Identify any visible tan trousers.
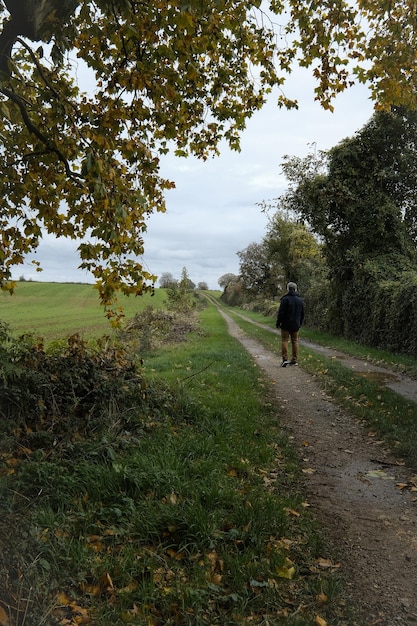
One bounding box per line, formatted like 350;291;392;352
281;329;299;363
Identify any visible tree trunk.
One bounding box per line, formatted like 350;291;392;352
0;0;77;74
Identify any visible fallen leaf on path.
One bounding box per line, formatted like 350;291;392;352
316;558;340;569
366;469;394;480
315;617;327;626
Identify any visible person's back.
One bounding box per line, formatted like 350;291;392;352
278;290;304;332
276;282;304;366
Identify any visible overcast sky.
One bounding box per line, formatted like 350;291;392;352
15;69;375;289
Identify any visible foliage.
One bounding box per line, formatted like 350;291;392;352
235;213;324;308
0;327;147;437
335;255;417;355
0;0;281;313
3;3;417;312
165;266;198;313
237;241;280;299
263;211;324;293
282;108;417;272
218;273;239;290
220;279;246;307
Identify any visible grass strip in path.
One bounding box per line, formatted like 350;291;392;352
222;304;417;470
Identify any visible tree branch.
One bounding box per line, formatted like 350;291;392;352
0;83;82;181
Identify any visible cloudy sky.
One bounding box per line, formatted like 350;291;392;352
15;68;375;289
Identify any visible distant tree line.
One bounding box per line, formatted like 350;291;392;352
221;107;417;356
159;269;208;291
159;269;208;292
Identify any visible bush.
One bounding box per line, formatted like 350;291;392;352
0;328;152;450
341;265;417;356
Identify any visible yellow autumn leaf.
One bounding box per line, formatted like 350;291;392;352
285;508;300;517
366;469;394;480
277;565;295;579
316;592;328;605
56;592;71;605
315;617;327;626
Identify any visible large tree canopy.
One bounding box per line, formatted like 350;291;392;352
1;1;417;313
280;107;417;279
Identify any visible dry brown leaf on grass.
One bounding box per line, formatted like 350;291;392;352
284;507;301;517
0;605;9;626
54;592;93;625
316;592;328;605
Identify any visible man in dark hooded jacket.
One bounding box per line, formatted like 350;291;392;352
276;282;304;367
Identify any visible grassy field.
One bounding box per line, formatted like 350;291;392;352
0;287;352;625
0;282;169;343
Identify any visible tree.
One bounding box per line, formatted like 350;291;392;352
282;108;417;281
0;1;281;313
2;2;417;314
197;281;208;290
237;241;280;298
263;211;323;292
218;273;239;290
165;266;195;312
159;272;177;289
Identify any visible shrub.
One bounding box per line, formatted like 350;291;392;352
0;329;151;449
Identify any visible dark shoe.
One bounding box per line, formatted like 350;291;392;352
281;360;289;367
289;360;298;366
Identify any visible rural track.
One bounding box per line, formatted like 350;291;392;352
206;296;417;625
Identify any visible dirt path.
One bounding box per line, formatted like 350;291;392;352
218;308;417;626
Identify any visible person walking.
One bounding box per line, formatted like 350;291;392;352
276;282;304;367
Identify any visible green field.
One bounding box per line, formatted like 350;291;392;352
0;282;169;342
